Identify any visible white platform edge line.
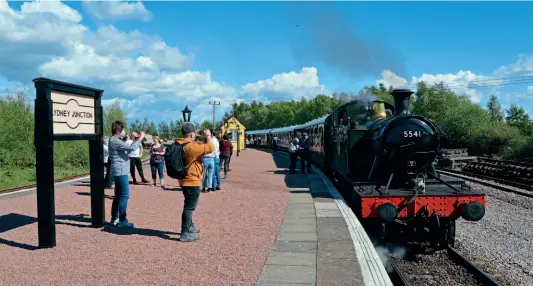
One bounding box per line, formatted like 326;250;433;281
312;167;393;286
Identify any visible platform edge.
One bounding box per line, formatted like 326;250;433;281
311;166;393;286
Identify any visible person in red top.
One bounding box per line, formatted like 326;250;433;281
219;134;233;179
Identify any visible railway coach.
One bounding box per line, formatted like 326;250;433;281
246;89;487;249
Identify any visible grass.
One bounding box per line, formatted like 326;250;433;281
0;152;151;190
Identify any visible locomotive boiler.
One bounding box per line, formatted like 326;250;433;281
246;88;487;248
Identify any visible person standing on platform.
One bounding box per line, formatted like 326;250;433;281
289;137;299;174
201;129;217;193
212;132;221;191
127;132;149;184
219;134;232;179
108;121;145;228
149;136;166;188
298;132;313;174
176;124;214;242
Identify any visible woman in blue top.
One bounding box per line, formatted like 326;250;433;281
108;121;145;228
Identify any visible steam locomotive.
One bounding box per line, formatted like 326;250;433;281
247;89;486;248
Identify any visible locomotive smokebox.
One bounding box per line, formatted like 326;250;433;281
391;88;414;116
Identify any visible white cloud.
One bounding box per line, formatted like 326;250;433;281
376;69;408;89
240;67;326;101
528;86;533;94
82;1;152;22
493;54;533;77
376;54;533;105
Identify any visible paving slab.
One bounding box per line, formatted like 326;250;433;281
273;241;317;253
266;252;316;266
257;265;316;284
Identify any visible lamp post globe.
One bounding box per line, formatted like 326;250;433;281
182;106;192;122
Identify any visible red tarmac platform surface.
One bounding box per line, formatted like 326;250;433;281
0;149;290;286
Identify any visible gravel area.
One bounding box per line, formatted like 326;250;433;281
455;180;533;286
0;149;290;286
391;249;482;286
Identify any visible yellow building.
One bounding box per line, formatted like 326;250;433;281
220;116;246;151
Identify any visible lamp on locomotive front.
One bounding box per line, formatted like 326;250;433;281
182;105;192;122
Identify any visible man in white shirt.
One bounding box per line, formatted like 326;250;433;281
128;131;149;184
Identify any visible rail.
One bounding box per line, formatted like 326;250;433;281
0;159;150;196
389;246;501;286
437;169;533;198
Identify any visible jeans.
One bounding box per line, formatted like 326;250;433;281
181;186;200;234
202;157;215;189
130;157;147;182
289;152;298;172
111;175;130;221
150;161;165;179
220;153;230;176
299;149;312;173
213;157;221;188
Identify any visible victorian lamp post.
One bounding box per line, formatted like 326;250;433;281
182;105;192;122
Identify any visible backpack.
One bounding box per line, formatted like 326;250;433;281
164;142;190;179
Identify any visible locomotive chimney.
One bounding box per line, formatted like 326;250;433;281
391;88;414;116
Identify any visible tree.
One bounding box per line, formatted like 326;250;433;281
200;120;211;131
148;122;158;136
169;120;176;138
141;117;150;132
487;95;504;123
505;104;532;135
158;121;170;139
103;101;127;136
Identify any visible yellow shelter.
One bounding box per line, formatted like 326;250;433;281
220;116;246;151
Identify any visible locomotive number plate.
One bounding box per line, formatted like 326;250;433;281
404;131;422;138
407;161;417;167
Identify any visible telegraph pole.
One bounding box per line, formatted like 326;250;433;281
209;101;221;130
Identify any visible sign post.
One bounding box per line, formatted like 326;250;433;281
33;78;104;248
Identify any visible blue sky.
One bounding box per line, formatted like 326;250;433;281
0;1;532;125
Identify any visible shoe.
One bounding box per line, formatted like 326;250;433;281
117;220;135;228
215;186;221;190
207;188;214;192
141;179;149;183
110;218;119;226
180;232;199;242
132;181;138;185
189;226;200;234
201;188;206;193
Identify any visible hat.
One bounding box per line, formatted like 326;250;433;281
182;122;196;135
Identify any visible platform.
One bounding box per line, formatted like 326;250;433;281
0;149;391;286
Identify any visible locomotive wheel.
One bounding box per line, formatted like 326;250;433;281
437;219;456;249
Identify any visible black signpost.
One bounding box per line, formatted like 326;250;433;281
33;77;105;248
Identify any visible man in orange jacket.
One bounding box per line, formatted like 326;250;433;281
176;123;215;242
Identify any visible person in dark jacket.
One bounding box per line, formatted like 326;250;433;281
219;135;233;179
298;132;313;174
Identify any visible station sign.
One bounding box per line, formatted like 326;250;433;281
52;91;96;135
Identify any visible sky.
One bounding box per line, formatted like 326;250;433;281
0;0;532;126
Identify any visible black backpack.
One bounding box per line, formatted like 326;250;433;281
164;142;190;179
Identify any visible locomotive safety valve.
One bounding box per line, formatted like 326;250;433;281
461;201;485;221
377;203;398;223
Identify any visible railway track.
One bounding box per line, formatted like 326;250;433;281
0;159;150;196
437;168;533;198
389;245;501;286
